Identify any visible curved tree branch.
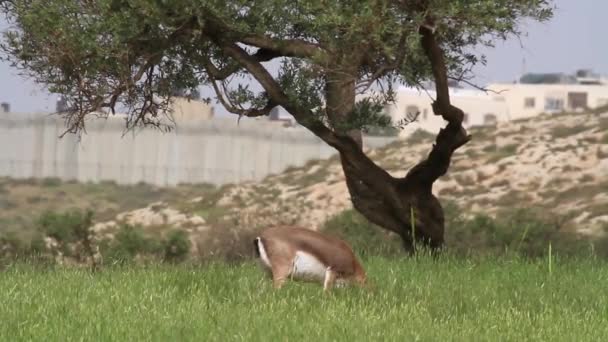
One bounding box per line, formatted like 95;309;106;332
202;12;328;62
218;41;404;205
239;36;326;61
202;54;277;120
207;77;276;120
203;48;285;81
404;23;472;186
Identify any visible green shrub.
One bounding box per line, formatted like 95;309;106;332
0;198;17;210
41;177;62;187
0;230;48;262
322;210;402;258
29;234;47;255
0;232;28;257
365;125;400;137
37;209;93;245
101;224;162;264
323;202;598;260
35;209;95;261
550;124;588;138
445;206;589;258
407;129;435;144
194;225;259;264
163;230;191;263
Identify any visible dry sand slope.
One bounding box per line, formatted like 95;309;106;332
96;111;608;241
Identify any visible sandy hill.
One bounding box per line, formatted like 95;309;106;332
89;110;608;253
214;111;608;234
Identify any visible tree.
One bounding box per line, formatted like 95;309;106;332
0;0;553;252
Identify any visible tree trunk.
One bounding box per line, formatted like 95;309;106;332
338;146;447;253
320;26;470;253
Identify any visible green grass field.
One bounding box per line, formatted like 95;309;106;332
2;256;607;341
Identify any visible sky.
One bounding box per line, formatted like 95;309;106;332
0;0;605;114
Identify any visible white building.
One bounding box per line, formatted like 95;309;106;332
169;97;215;122
382;70;608;137
382;86;509;137
487;71;608;120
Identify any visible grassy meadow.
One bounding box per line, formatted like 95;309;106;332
1;175;607;341
2;256;608;341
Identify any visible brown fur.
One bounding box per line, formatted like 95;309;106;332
257;225;366;288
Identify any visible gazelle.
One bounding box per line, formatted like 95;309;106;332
253;226;366;291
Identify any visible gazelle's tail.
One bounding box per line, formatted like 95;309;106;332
253;237;271;268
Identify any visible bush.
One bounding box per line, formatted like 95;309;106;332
41;177;62;187
407;129;435;144
163;230;191;263
0;198;17;210
365;125;400;137
34;209;100;265
0;230;48;262
550;124;588;138
445;204;590;258
100;224;162;264
0;232;28;258
193;225;259;264
322;210;403;258
323;202;599;259
37;209;94;245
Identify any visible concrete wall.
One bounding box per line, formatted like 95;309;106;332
0;112;396;186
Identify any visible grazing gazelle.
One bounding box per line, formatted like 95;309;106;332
253;226;366;291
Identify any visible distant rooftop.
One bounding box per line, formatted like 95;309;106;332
396;85;490;98
519;69;606;85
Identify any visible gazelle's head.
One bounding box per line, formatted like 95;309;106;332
355;270;367;286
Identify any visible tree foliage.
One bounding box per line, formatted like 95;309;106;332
1;0;552;132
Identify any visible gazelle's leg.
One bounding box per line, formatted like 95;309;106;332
323;267;336;292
